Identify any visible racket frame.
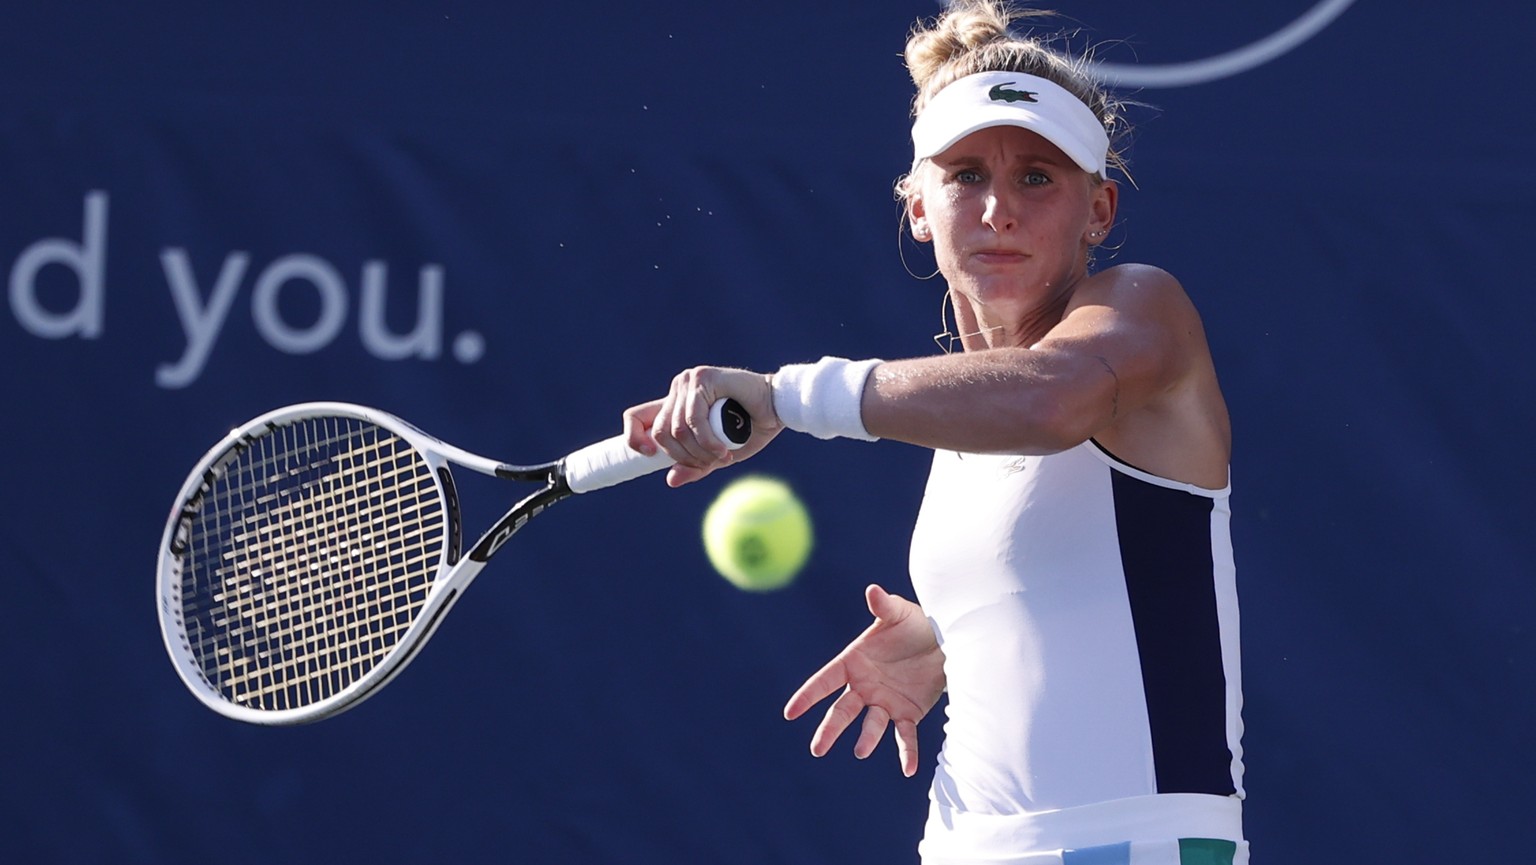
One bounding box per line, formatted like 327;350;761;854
156;401;562;725
158;398;747;724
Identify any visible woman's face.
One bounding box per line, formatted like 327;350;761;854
907;125;1115;324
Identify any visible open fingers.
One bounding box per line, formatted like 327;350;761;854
854;705;890;760
788;676;924;777
809;686;866;758
784;658;849;721
820;699;922;778
893;719;920;778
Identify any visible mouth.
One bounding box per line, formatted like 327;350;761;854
972;248;1029;265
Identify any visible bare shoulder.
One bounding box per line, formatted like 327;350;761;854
1052;263;1212;365
1070;263;1201;323
1069;265;1230;486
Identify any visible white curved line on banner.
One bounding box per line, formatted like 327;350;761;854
1087;0;1358;88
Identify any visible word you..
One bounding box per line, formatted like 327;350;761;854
6;191;485;388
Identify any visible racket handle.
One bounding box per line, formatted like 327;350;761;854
564;399;751;494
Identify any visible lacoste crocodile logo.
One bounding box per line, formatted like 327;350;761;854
988;83;1038;103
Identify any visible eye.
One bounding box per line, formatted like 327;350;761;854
954;168;984;184
1022;170;1052;187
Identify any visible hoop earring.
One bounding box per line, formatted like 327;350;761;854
897;210;940;280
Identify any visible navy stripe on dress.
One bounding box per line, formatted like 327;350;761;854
1109;470;1236;796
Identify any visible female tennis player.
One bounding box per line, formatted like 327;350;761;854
625;2;1245;862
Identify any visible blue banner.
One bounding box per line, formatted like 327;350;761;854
3;2;1531;862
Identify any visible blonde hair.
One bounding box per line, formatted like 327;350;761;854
902;1;1128;181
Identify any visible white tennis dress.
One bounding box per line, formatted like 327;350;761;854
908;442;1246;865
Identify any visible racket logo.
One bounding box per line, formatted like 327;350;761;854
470;500;550;561
720;400;751;446
479;523;518;560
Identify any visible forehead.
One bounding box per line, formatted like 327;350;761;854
929;124;1073;166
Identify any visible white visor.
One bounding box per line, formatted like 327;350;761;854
911;70;1110;177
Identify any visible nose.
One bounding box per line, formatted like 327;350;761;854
982;182;1020;232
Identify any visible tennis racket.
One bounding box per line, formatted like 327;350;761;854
157;399;750;725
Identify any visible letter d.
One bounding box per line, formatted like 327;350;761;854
9;190;108;338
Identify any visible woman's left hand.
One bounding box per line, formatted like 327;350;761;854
783;584;946;778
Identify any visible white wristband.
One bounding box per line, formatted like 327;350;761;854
771;356;883;441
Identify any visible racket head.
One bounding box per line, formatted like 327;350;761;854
156;402;463;724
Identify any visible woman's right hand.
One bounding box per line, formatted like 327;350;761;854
623;365;782;486
783;584;946;778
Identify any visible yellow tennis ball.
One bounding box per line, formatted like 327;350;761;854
702;475;813;591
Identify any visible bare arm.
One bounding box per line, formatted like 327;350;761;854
862;264;1203;455
626;264;1220;484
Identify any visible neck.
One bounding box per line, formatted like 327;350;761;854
951;279;1077;351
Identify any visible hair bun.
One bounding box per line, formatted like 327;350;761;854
905;1;1045;91
899;1;1128;180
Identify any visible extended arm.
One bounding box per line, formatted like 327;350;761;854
860;264;1198;453
626;264;1214;483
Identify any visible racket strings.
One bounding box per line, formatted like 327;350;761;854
178;417;447;711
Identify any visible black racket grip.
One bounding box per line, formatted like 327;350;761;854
715;398;752;447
